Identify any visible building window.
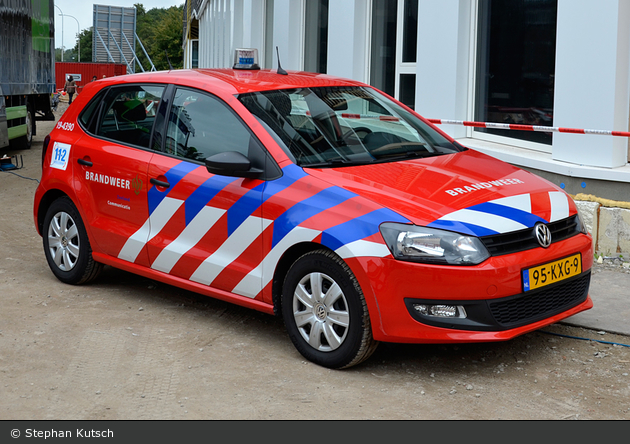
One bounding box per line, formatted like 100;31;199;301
191;40;199;69
475;0;557;146
265;0;275;69
399;73;416;110
370;0;397;97
370;0;418;108
304;0;329;73
402;0;418;63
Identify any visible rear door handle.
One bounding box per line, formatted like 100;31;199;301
77;158;93;167
150;178;170;188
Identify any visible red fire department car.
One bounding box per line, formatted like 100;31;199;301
33;52;593;368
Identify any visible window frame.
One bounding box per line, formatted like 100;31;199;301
78;83;167;151
468;0;557;154
157;85;282;181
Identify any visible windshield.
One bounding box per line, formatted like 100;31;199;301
238;86;464;167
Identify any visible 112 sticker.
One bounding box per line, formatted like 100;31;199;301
50;142;71;170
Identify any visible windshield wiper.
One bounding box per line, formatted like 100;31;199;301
371;150;442;162
301;157;353;168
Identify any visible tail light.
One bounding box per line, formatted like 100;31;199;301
41;134;51;167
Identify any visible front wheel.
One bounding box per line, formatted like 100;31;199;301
42;197;102;284
281;250;378;369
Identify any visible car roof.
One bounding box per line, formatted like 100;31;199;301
94;68;368;95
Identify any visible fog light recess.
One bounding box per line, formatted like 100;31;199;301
413;304;467;318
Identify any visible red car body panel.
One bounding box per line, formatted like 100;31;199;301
34;68;593;347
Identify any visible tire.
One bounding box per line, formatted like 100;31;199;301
281;249;378;369
42;197;103;285
9;105;33;150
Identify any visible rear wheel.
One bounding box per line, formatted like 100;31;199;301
42;197;102;285
9;105;33;150
281;249;378;369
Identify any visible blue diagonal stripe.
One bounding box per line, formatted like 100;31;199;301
148;162;198;215
227;164;308;236
427;219;499;237
271;186;359;248
467;202;547;228
185;175;238;225
321;208;410;252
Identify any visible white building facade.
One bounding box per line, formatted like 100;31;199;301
183;0;630;198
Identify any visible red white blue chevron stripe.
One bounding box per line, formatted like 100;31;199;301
428;191;572;237
118;163;409;300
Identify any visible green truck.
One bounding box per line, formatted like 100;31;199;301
0;0;55;150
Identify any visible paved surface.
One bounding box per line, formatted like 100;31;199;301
562;267;630;337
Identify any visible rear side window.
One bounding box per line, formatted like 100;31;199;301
78;89;107;133
81;85;165;148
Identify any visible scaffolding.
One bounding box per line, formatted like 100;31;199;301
92;4;156;74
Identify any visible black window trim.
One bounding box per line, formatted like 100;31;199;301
159;85;282;181
77;82;169;152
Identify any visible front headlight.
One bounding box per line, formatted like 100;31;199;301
380;223;490;265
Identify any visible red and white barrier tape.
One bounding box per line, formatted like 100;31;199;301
427;119;630;138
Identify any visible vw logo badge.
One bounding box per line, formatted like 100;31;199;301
535;223;552;248
315;304;327;320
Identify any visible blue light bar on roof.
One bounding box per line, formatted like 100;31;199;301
233;48;260;70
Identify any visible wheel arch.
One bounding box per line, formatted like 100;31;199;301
36;189;70;236
271;241;334;317
270;239;385;336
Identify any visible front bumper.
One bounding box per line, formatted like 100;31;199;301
347;232;593;343
404;270;590;331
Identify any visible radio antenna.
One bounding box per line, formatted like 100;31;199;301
276;46;288;76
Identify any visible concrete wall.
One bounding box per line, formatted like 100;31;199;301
575;197;630;257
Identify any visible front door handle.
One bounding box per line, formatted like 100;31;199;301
77;158;93;167
150;178;170;188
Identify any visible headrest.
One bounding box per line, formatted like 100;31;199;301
114;99;146;122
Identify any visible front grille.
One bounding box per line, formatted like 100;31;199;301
488;271;590;328
481;215;581;256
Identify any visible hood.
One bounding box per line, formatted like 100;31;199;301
305;149;577;237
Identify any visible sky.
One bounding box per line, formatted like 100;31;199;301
53;1;184;51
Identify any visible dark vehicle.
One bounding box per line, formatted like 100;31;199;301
0;0;55;150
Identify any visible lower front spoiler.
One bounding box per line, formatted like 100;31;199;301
405;270;591;332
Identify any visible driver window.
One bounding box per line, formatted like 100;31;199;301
166;88;251;161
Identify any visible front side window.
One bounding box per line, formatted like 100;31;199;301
239;86;463;168
165;88;253;162
475;0;557;145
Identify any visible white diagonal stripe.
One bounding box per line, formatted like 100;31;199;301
489;193;532;213
549;191;569;222
118;197;183;263
190;216;273;287
335;240;391;259
118;219;152;263
232;226;321;299
438;209;528;233
151;206;226;273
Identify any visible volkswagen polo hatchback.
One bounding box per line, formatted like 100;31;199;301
34;63;593;369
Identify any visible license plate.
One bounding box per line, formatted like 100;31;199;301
522;253;582;291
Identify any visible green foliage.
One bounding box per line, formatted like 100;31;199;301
136;4;184;71
55;3;184;71
78;28;93;63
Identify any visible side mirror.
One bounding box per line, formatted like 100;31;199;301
205;151;263;178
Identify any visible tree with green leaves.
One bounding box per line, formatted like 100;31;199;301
56;3;184;71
